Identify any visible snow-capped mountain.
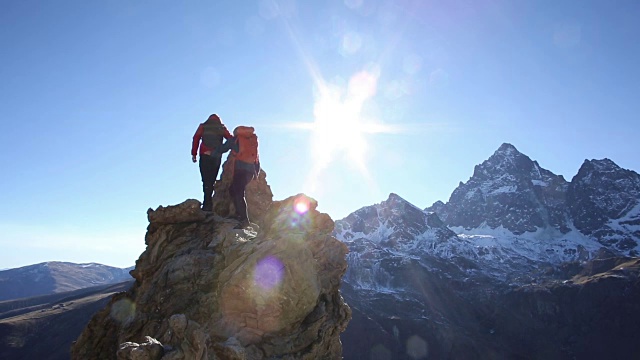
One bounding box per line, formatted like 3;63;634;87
334;143;640;289
336;192;457;250
0;261;133;301
427;143;640;256
430;143;571;234
335;143;640;359
335;193;602;286
335;193;464;291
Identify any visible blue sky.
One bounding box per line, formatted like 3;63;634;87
1;0;639;269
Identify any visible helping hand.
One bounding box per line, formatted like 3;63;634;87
192;155;197;163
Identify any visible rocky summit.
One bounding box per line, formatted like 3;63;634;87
71;161;351;360
432;143;571;235
567;158;640;252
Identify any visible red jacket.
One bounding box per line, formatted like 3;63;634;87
191;122;232;156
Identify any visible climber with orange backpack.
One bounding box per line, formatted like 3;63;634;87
215;126;261;229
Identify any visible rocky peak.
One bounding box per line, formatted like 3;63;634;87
334;193;457;253
496;142;518;154
336;193;443;238
426;200;445;214
379;193;425;219
471;143;533;180
435;143;570;234
580;158;620;174
572;158;635;186
567;158;640;251
385;192;408;206
71;160;351;359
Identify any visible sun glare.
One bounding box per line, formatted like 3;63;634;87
309;68;379;174
278;17;401;194
289;65;404;194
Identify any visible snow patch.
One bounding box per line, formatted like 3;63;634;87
489;185;517;195
532;180;548;187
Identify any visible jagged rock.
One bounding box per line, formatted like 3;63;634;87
71;191;351;360
116;336;164;360
147;199;206;225
159;315;210;360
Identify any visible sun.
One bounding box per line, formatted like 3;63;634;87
276;19;400;194
309;68;379;174
280;64;402;195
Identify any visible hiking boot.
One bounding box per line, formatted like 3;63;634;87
234;220;251;229
201;203;213;212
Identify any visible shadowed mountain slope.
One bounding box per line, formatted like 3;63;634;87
0;281;133;360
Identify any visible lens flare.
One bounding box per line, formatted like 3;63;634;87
370;344;392;360
406;335;428;359
254;256;284;291
294;198;310;214
110;298;136;325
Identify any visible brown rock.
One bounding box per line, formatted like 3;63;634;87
147;199;205;225
116;336;164;360
71;188;350;360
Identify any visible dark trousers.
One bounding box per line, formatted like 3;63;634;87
229;167;254;221
199;154;222;208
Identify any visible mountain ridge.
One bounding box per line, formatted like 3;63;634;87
426;142;640;254
335;142;640;359
0;261;133;302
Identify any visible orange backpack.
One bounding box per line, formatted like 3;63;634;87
233;126;259;164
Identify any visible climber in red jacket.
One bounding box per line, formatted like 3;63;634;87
191;114;232;211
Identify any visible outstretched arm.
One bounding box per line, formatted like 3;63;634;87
222;125;232;140
214;137;237;156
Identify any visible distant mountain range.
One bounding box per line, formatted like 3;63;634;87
0;261;133;302
0;262;134;359
335;143;640;359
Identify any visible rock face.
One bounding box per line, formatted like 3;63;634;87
71;165;350;360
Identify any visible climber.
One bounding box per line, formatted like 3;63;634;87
191;114;232;211
215;126;261;229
